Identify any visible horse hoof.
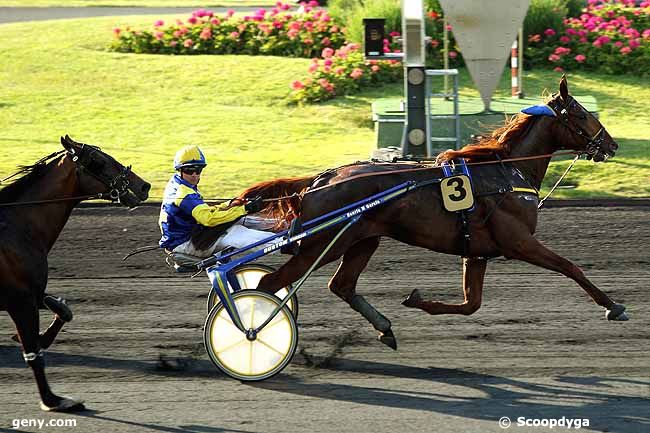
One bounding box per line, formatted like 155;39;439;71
606;304;628;321
378;329;397;350
40;396;85;412
401;289;423;308
43;295;73;323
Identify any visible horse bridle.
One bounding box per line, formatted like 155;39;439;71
68;144;132;201
546;94;606;159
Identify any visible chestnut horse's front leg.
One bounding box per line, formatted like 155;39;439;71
503;235;628;321
402;257;487;315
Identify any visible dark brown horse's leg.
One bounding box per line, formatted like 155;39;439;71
12;296;72;349
7;300;84;412
12;317;64;349
39;317;66;350
402;257;487;315
506;235;628;320
7;301;57;408
328;238;397;349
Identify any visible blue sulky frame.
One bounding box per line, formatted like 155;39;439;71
195;180;424;336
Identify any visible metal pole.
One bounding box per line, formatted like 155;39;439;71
511;38;519;97
518;26;524;98
443;16;449;98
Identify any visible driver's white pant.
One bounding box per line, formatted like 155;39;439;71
172;221;277;258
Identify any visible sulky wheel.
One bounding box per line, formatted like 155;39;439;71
206;264;298;317
203;290;298;381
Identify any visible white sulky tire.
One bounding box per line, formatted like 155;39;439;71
203;290;298;381
206;264;298;318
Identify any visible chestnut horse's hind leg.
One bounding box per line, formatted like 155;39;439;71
327;237;397;350
402;257;487;315
506;235;628;321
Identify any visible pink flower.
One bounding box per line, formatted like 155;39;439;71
291;80;305;90
173;30;182;38
287;29;299;39
154;20;164;27
188;17;198;25
169;40;178;47
350;68;363;79
560;36;571;44
308;63;319;73
211;18;220;25
554;66;564;72
154;31;164;40
322;47;334;58
544;28;556;37
548;54;561;62
575;54;586;63
113;27;121;36
200;27;212;40
448;50;457;59
614;41;624;47
430;39;439;48
334;66;345;75
629;39;640;49
324;58;332;66
321;37;331;46
620;46;632;55
183;39;194;48
371;65;380;72
643;29;650;40
389;31;401;38
226;9;235;17
230;31;240;39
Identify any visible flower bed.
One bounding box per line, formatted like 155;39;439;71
289;43;403;103
111;2;346;58
525;0;650;75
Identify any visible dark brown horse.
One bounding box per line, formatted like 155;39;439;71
0;136;150;411
222;77;627;348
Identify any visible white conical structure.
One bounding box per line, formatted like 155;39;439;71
439;0;530;111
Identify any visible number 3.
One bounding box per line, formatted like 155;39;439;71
447;177;467;202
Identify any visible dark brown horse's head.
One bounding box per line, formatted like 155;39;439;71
60;135;150;207
546;76;618;162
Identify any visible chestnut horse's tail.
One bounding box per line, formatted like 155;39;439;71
238;174;317;229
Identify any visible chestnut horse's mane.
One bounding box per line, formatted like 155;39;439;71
436;113;537;163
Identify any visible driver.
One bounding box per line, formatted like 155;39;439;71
159;145;275;258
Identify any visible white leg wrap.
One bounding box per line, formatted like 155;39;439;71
23;350;44;362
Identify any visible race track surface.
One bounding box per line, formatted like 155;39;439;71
1;205;649;433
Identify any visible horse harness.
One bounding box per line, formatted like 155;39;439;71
68;144;133;201
546;95;606;159
437;158;539;257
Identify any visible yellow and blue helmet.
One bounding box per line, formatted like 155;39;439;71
173;145;207;170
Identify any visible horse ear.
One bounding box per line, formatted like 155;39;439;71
61;136;72;150
60;135;79;153
559;75;569;100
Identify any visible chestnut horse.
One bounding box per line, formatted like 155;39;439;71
196;77;627;349
0;136;150;411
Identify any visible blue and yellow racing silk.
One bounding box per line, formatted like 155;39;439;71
159;174;246;250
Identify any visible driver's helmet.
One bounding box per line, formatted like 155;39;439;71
173;145;207;170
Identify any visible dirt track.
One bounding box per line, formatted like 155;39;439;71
0;205;649;433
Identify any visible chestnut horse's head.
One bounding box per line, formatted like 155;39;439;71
545;76;618;162
60;135;150;207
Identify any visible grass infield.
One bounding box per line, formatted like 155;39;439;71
0;15;648;200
